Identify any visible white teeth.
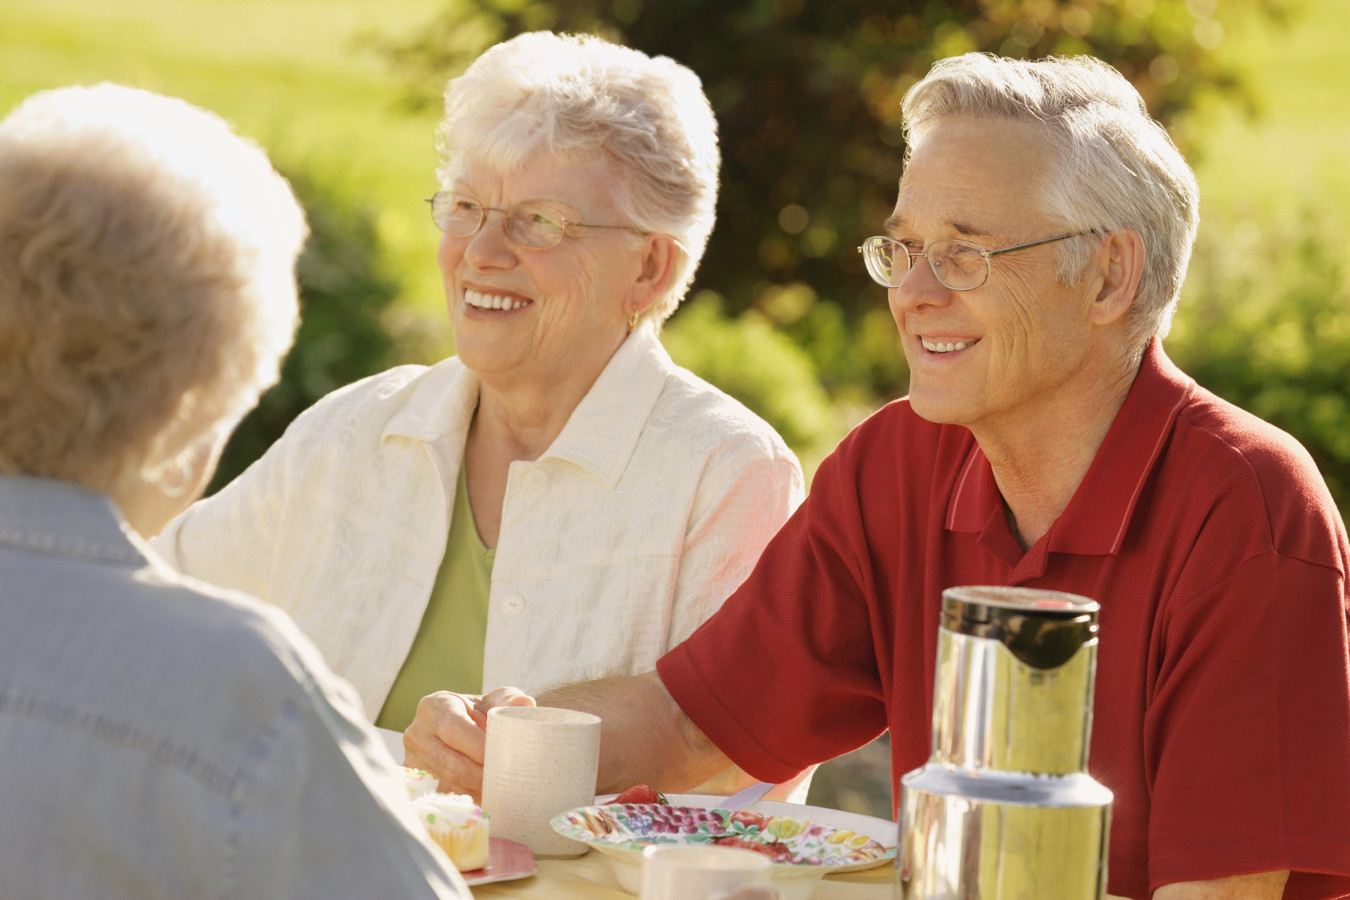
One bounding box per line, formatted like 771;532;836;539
921;339;972;353
465;289;528;311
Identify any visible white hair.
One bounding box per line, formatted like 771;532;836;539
903;53;1200;348
436;31;720;326
0;83;305;488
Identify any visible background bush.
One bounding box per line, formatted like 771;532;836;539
210;171;400;492
1168;202;1350;511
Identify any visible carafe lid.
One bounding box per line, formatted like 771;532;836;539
941;586;1099;670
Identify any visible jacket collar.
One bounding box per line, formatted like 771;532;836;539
947;337;1195;557
0;475;146;566
381;326;672;490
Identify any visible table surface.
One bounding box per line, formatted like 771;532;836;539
466;848;895;899
463;850;1132;899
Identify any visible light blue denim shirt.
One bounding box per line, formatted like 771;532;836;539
0;475;470;900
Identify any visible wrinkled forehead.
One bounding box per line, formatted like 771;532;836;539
447;151;627;217
892;116;1054;235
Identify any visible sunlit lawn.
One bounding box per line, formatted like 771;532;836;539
0;0;449;340
1192;0;1350;216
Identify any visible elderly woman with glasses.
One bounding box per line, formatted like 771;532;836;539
0;84;468;898
154;31;804;788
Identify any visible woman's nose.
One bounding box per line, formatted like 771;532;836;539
461;211;517;268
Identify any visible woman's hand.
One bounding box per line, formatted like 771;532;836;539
403;686;536;799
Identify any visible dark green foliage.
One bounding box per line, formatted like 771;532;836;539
372;0;1292;408
1168;205;1350;521
206;171;399;493
662;292;837;454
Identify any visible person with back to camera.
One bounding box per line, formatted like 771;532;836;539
406;52;1350;899
153;31;807;797
0;83;470;899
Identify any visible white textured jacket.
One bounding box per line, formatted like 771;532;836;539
155;328;804;717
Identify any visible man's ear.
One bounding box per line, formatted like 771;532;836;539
1090;228;1145;326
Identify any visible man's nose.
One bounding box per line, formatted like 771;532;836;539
890;253;951;310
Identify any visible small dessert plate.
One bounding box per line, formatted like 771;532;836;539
460;837;537;886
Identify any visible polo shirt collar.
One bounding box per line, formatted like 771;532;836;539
947;338;1195;556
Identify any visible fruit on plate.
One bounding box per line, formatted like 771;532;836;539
711;835;795;862
612;784;667;805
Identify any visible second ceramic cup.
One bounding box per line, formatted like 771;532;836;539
480;705;602;857
640;844;777;900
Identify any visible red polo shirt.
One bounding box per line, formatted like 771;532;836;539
658;339;1350;899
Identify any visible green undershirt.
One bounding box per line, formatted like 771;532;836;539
375;462;493;731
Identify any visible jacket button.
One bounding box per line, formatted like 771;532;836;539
501;593;525;617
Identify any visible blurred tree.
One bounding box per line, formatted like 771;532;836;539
207;170;400;493
374;0;1293;405
1167;203;1350;520
662;291;838;456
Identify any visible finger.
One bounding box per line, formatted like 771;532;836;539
404;691;489;797
474;686;537;719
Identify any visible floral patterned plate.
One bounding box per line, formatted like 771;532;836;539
552;803;892;899
555;802;891;868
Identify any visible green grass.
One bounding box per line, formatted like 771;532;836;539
0;0;450;347
1191;0;1350;216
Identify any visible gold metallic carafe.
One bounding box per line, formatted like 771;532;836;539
897;586;1112;899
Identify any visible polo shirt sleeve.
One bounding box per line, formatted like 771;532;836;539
1143;496;1350;894
658;437;891;783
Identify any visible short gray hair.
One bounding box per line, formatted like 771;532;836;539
902;53;1199;349
0;83;305;489
436;31;719;327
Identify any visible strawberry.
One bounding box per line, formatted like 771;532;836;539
730;811;767;829
612;784;667;805
711;836;795;862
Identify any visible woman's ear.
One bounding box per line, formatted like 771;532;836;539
628;233;677;318
1090;228;1145;326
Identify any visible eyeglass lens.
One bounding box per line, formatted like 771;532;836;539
430;192;567;249
863;237;988;290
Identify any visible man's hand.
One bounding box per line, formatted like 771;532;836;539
1152;870;1289;899
403;686;536;798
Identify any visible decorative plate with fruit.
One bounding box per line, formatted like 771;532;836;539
550;802;890;868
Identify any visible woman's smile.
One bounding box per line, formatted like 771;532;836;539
463;288;531;312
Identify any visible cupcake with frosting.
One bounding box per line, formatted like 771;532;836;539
412;791;490;871
401;766;439;801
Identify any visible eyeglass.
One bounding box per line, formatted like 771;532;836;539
857;232;1094;291
427;191;640;249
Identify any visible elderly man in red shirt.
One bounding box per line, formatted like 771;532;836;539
405;53;1350;899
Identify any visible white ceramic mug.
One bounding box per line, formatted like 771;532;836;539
480;706;602;857
640;844;778;900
